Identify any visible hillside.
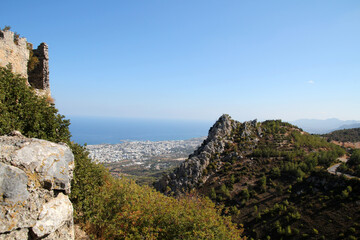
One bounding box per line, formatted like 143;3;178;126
322;128;360;143
156;115;360;239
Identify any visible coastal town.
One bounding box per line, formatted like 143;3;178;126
86;137;205;165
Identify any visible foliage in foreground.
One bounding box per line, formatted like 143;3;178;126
0;66;70;142
71;143;243;239
0;66;244;239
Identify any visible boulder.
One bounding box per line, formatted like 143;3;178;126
0;135;74;239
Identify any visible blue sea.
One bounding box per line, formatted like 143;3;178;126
68;116;213;145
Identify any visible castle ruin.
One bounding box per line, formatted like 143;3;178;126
0;29;50;97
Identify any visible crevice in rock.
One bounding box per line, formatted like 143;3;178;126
54;189;66;197
43;181;52;191
28;227;50;240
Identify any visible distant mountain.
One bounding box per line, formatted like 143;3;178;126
336;123;360;131
290;118;360;134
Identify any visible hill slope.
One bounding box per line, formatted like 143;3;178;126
322;128;360;143
156;115;360;239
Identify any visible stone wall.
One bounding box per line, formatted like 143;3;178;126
0;133;75;240
0;30;29;78
28;42;51;97
0;30;50;96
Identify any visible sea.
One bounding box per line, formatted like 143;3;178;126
68;116;213;145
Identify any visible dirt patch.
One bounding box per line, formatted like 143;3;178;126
331;141;360;149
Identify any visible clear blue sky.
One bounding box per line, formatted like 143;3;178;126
1;0;360;122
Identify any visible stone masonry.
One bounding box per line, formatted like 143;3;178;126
0;30;29;77
0;29;50;96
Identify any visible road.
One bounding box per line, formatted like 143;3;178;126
327;156;358;179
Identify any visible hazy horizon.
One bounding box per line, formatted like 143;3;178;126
67;114;360;123
68;115;360;144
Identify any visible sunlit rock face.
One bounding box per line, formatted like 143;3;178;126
155;114;261;195
0;133;74;240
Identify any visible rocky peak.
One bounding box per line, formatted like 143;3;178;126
155;115;260;195
208;114;235;139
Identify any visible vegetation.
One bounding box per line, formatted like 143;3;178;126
0;66;244;239
196;118;357;239
73;149;242;239
1;25;11;31
27;43;39;73
0;66;70;142
104;160;182;186
322;127;360;143
338;149;360;177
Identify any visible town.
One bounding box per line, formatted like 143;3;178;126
87;137;205;165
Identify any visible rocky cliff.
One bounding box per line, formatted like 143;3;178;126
155;114;261;194
0;29;50;97
0;132;74;240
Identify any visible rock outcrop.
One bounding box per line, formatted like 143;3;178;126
155;114;261;194
0;133;74;239
0;29;50;97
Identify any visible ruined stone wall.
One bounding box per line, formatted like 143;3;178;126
28;43;50;90
28;42;51;97
0;30;50;96
0;133;75;239
0;30;29;78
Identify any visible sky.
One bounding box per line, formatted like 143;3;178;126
1;0;360;123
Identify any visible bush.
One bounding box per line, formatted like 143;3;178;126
348;149;360;167
71;153;244;239
0;67;70;142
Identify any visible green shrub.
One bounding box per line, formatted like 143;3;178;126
348;149;360;166
71;154;244;239
0;66;70;142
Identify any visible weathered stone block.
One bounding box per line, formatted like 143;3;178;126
12;139;74;194
0;162;29;204
33;193;73;237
